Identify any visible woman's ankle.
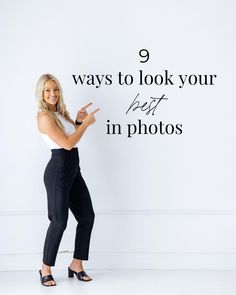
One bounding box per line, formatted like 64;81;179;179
42;262;51;270
72;258;82;264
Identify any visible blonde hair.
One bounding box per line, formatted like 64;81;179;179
35;73;75;131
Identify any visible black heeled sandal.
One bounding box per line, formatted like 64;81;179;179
39;269;57;286
68;266;92;282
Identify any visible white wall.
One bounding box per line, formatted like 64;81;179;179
0;0;236;270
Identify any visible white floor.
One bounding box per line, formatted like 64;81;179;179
0;269;236;295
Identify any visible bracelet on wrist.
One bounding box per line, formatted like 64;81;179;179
75;119;83;125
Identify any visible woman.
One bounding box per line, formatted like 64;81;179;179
36;73;99;287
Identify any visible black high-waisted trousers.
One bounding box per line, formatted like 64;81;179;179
42;147;95;266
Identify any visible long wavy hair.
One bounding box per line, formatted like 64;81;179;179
36;73;75;132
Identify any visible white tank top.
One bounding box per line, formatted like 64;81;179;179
38;110;78;149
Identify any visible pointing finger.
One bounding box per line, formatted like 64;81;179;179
82;102;93;110
90;108;100;115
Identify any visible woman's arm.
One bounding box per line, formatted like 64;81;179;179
38;112;89;150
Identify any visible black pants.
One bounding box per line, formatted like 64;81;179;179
42;147;95;266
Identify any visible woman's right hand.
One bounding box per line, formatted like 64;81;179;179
83;108;100;127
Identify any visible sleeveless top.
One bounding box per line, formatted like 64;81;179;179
38;110;78;149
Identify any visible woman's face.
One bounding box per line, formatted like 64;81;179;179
43;79;60;109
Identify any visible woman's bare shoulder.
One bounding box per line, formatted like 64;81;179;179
37;110;55;133
37;110;51;122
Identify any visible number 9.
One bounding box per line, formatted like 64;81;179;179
139;49;149;63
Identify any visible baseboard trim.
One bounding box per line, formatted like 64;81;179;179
1;209;236;216
1;251;236;271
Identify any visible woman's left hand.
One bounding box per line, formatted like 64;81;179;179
76;102;93;122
